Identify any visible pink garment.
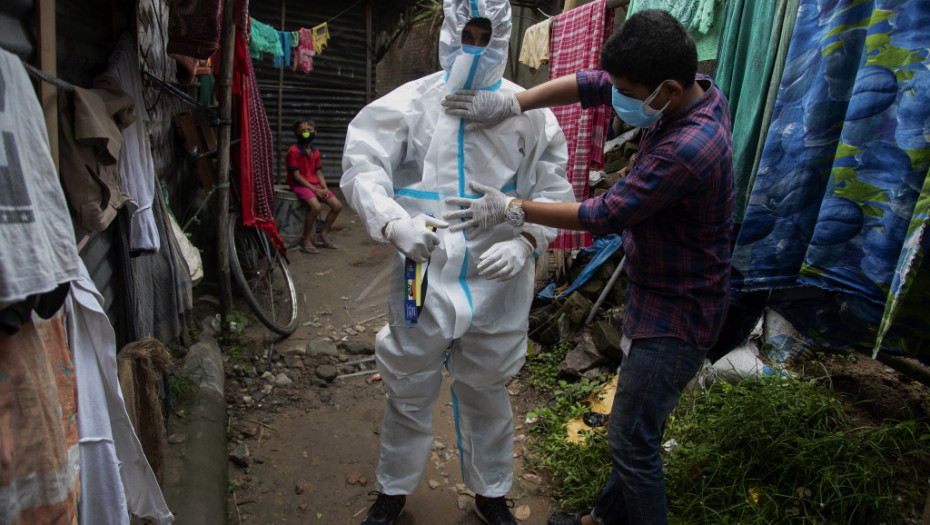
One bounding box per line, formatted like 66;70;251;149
293;28;315;73
548;0;615;251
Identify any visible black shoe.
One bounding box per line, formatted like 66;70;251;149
475;495;519;525
547;510;590;525
360;492;405;525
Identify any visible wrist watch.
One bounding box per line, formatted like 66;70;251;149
504;198;525;226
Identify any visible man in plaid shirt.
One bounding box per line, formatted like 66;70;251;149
442;10;734;525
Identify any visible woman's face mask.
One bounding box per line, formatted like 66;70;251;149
611;81;670;128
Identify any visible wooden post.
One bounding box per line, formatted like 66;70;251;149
216;0;237;325
37;0;57;168
277;0;286;183
366;0;373;103
605;0;631;9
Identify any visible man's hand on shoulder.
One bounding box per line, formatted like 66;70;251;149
441;90;521;131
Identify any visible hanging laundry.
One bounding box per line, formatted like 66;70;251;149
293;27;316;73
547;0;615;251
66;263;174;525
234;19;285;250
518;17;552;73
715;0;799;222
0;317;80;524
312;22;331;54
129;185;195;343
0;48;83;317
0;48;81;525
627;0;723;61
249;17;283;62
273;30;292;68
170;54;213;86
101;33;162;256
166;0;222;59
198;74;215;106
732;0;930;358
57;62;137;232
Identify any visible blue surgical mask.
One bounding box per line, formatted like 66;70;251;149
461;44;485;56
611;81;670;128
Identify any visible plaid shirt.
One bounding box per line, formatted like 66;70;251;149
577;70;734;350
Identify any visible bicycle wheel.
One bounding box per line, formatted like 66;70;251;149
227;211;299;335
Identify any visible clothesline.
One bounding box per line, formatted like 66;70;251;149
324;0;363;24
249;15;330;72
21;60;75;92
20;58;225;128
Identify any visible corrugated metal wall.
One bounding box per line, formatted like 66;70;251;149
248;0;372;185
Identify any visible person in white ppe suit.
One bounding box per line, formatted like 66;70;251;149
340;1;574;524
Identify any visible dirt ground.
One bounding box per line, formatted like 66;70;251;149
214;191;557;525
201;189;930;525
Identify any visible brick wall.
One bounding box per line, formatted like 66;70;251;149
375;22;439;97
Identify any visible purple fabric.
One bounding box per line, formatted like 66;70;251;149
576;69;613;108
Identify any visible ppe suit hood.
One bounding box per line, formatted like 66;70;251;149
439;0;511;91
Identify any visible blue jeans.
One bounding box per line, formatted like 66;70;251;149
590;337;706;525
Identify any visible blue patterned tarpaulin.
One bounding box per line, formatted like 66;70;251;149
731;0;930;357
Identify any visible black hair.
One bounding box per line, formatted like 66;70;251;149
599;9;697;90
465;17;492;33
292;119;315;133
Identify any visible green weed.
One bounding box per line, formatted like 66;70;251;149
526;341;570;393
522;367;930;524
663;376;929;524
217;310;253;364
169;369;198;410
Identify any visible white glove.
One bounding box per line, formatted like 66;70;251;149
441;89;521;130
384;215;449;263
477;236;534;281
444;182;512;233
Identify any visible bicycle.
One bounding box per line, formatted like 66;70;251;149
226;208;299;336
192;162;299;336
175;105;299;336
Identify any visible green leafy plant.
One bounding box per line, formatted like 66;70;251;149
663;375;930;524
521;367;615;510
522;365;930;524
225;310;252;332
169;369;198;410
523;393;612;510
526;341;570;393
218;310;253;364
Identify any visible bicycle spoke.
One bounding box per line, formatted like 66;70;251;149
228;211;299;335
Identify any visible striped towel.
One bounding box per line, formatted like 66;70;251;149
549;0;615;251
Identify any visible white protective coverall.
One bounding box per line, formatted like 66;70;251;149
340;0;574;497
